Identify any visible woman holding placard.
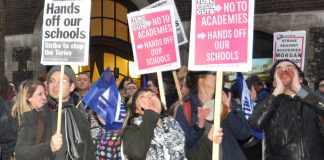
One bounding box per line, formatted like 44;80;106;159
175;71;251;160
121;88;223;160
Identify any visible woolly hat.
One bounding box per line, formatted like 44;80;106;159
47;66;76;83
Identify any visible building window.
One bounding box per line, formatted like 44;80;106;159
76;0;139;86
90;0;130;42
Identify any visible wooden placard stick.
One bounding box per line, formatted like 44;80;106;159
212;71;223;160
157;71;167;109
172;70;182;102
56;65;65;134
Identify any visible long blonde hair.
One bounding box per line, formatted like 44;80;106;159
12;80;45;124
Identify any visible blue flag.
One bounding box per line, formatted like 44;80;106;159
236;72;263;139
83;67;126;130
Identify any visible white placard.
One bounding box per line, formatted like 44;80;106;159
144;0;188;46
41;0;91;66
273;30;306;71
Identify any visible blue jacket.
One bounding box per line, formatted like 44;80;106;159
176;92;251;160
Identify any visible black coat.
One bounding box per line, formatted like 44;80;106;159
0;97;17;160
15;99;95;160
249;86;324;160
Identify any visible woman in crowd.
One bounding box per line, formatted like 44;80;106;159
175;71;251;160
121;88;223;160
118;77;133;103
11;80;47;125
0;75;16;111
124;82;138;104
147;79;159;95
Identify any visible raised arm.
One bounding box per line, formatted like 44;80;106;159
122;110;159;160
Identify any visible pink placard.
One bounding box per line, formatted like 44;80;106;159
128;7;180;74
189;0;254;71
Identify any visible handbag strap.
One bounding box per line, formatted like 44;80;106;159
35;110;45;144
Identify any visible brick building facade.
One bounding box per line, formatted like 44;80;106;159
2;0;324;88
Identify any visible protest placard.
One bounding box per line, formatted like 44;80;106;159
273;31;306;71
188;0;254;72
127;6;180;75
188;1;255;159
144;0;188;46
41;0;91;133
41;0;91;65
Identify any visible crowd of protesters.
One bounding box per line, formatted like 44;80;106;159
1;59;324;160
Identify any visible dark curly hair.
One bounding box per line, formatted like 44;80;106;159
120;88;168;135
185;71;215;91
269;59;303;88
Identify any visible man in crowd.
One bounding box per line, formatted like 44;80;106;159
246;75;269;103
76;72;91;98
315;77;324;98
249;59;324;160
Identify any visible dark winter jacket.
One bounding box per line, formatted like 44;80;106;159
0;97;17;160
122;110;214;160
15;97;95;160
176;92;251;160
249;86;324;160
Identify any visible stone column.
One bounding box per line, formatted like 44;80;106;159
0;0;4;74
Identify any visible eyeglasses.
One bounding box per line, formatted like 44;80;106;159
319;84;324;88
48;79;70;86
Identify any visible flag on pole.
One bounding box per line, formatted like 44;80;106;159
83;67;126;130
236;72;263;139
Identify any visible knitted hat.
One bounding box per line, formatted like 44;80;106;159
47;66;76;83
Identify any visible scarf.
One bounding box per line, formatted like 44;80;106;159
133;116;186;160
64;107;83;160
48;96;84;160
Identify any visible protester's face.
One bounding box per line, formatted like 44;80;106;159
275;61;298;86
76;74;91;90
123;79;132;89
180;83;190;96
135;91;161;115
28;85;47;109
147;81;158;94
200;73;216;91
319;80;324;93
48;71;75;102
125;83;138;97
